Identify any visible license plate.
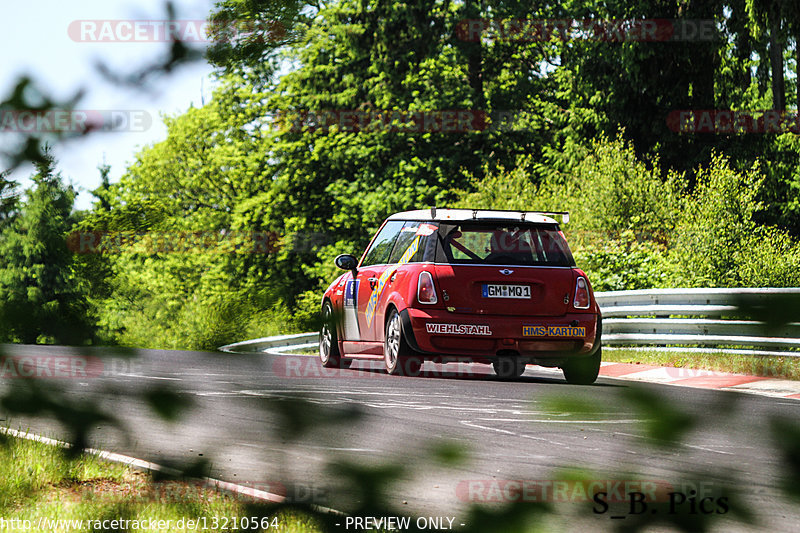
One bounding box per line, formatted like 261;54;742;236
482;284;531;299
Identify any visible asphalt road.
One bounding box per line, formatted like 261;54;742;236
2;343;799;532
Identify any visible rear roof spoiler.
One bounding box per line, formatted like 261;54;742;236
429;207;569;224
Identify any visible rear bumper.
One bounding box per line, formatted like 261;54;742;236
401;307;600;365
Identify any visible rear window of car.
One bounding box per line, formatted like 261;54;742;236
434;222;575;266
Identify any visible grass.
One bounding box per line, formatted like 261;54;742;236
603;347;800;380
0;432;326;532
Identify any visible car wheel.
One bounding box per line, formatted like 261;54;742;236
384;309;422;376
492;357;526;379
561;348;601;385
319;301;345;368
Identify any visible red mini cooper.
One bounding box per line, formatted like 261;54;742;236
319;209;602;383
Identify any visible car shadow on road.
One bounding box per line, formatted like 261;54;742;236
345;361;620;386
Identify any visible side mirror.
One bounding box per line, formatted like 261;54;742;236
334;254;358;272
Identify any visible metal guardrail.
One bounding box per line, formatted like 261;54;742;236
218;332;318;354
220;288;800;356
596;288;800;353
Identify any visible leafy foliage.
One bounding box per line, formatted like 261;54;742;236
3;0;800;346
457;136;800;291
2;1;800;532
0;151;93;344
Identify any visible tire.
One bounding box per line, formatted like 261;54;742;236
492;357;526;379
561;348;601;385
384;309;422;376
319;301;346;368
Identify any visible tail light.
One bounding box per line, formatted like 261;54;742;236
417;271;438;304
573;276;590;309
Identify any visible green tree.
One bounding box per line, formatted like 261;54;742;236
81;78;288;348
744;0;800;111
206;0;311;87
87;0;800;346
668;154;800;287
0;151;93;344
220;0;598;309
0;169;18;230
